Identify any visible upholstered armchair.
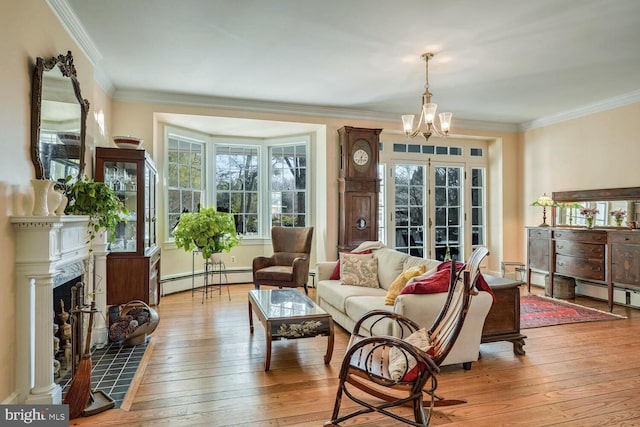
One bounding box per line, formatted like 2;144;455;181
253;226;314;294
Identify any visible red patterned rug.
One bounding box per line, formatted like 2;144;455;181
521;295;625;329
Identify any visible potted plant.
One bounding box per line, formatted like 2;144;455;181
172;206;241;260
64;176;128;244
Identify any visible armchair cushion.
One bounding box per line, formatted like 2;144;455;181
388;328;432;381
340;253;378;288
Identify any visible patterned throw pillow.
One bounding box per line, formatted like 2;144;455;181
384;265;427;305
330;249;372;280
388;328;432;381
340;253;378;288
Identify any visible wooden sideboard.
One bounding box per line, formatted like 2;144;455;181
526;226;640;311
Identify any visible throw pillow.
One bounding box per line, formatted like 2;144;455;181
400;268;451;295
406;266;438;285
330;249;372;280
384;265;427;305
388;328;432;381
340;253;378;288
437;260;496;302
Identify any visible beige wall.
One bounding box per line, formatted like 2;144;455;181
0;0;98;402
522;103;640;257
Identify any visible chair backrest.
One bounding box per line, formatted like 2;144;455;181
428;246;489;366
271;226;314;266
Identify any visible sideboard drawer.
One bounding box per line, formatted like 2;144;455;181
556;254;605;281
609;231;640;244
553;229;607;243
555;240;605;258
529;228;550;239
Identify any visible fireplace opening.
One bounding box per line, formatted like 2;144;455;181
52;270;85;384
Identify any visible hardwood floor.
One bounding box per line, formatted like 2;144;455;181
72;284;640;426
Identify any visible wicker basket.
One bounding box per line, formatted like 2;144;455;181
553;275;576;299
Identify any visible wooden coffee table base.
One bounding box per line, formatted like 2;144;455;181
248;289;334;371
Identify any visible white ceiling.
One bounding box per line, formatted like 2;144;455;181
61;0;640;131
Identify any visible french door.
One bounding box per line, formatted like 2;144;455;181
389;162;465;260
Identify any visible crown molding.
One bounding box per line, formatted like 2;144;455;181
520;89;640;131
46;0;114;95
114;88;519;133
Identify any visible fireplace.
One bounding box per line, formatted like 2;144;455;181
11;215;109;404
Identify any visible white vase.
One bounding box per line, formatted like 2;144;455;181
55;192;68;215
47;187;63;216
31;179;52;216
210;252;223;264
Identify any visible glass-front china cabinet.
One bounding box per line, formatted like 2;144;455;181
95;147;161;306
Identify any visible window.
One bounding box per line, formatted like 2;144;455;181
165;128;310;241
166;133;205;236
214;145;259;235
270;144;307;227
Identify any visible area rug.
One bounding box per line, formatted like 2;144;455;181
60;339;153;409
520;295;625;329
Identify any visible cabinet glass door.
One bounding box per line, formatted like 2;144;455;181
104;161;138;252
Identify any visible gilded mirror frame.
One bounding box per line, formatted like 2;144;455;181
31;50;90;182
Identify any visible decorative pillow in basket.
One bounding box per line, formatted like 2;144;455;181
109;300;159;346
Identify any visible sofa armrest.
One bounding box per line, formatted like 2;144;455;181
317;261;337;281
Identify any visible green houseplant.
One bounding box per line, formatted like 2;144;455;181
64;176;128;243
173;206;241;259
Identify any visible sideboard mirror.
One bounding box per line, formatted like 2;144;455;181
552;187;640;228
31;51;89;184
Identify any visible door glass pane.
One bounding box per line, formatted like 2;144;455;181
394;164;425;257
433;165;463;261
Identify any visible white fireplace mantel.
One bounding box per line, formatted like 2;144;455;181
12;215;90;404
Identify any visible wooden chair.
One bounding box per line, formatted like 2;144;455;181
252;226;314;295
325;246;489;426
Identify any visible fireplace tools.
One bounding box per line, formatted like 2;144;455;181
64;285;114;418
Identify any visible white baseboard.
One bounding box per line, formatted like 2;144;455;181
2;392;20;404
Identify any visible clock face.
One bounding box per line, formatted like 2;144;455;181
353;149;369;166
351;139;372;173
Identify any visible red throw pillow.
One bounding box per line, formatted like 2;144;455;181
400;269;451;295
329;249;372;280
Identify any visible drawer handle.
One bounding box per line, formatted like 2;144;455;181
592;267;601;272
557;244;564;249
558;261;564;266
625;237;630;241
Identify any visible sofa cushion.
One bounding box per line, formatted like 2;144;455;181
341;253;378;287
317;281;387;313
372;248;410;290
384;265;426;305
344;296;394;335
402;257;442;274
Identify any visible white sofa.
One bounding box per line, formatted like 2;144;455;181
316;246;494;369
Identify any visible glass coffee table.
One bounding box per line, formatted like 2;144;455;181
248;289;334;371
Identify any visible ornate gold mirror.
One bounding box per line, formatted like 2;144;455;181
31;51;89;183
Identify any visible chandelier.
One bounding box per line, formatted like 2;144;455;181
401;52;452;141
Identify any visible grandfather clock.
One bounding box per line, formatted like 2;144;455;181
338;126;382;251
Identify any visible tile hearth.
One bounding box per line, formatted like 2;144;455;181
60;341;147;408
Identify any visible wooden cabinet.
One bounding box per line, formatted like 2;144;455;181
95;147;161;306
610;231;640;290
526;227;551;291
526;225;640;311
481;277;526;355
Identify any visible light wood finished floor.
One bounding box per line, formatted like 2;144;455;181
71;284;640;426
